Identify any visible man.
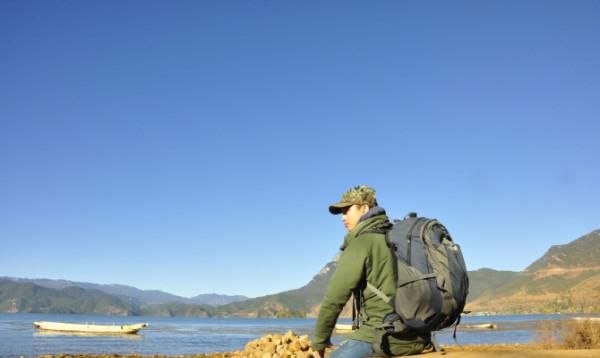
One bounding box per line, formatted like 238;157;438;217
312;185;430;358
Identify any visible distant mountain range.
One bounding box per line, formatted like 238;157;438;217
0;280;139;315
0;277;248;306
2;229;599;316
0;277;249;317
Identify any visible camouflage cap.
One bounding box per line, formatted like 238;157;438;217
329;185;377;215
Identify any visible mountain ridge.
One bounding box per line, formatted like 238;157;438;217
524;229;600;275
466;229;600;313
2;229;599;316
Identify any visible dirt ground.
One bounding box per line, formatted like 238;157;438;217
427;346;600;357
426;349;600;357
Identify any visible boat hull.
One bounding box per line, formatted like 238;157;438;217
33;321;148;334
334;324;354;333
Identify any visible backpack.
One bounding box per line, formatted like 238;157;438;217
363;212;469;353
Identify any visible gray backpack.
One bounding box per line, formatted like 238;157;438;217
365;213;469;352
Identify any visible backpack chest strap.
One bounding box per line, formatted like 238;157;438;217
367;272;437;304
366;282;393;305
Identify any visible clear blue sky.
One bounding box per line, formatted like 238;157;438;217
1;1;599;298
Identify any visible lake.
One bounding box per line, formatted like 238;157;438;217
0;313;579;357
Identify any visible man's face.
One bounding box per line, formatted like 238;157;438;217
342;204;369;231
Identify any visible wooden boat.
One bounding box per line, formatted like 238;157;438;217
33;321;148;334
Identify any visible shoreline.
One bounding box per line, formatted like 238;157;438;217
33;348;600;358
18;318;600;358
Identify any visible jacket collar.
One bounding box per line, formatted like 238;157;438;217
359;206;386;224
340;206;388;250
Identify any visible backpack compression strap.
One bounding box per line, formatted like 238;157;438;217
352;289;361;330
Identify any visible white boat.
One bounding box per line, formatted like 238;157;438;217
573;317;600;321
334;324;354;333
33;321;148;334
461;323;497;329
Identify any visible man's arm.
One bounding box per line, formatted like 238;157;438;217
311;242;367;351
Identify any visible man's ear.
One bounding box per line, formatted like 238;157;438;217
359;204;370;215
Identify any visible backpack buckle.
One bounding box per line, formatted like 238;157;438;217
382;312;405;333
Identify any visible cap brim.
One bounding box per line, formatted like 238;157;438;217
329;203;351;215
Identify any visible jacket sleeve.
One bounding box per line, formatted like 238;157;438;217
312;240;369;351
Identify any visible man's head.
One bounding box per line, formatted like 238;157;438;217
329;185;377;231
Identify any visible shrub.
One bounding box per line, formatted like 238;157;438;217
562;320;600;349
536;319;600;349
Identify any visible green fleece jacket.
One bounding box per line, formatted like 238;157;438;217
312;209;429;356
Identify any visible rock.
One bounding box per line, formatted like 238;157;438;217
234;331;315;358
264;342;277;354
298;335;310;350
272;334;283;345
283;331;294;344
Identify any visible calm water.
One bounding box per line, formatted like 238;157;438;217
0;313;581;357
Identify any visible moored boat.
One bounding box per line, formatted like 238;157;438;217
334;324;354;333
462;323;497;329
573;316;600;321
33;321;148;334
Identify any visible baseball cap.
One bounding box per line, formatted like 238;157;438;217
328;185;377;215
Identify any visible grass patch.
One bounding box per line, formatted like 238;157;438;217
536;319;600;349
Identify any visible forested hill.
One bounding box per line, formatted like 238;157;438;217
525;229;600;273
0;279;217;317
0;279;138;315
466;229;600;313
